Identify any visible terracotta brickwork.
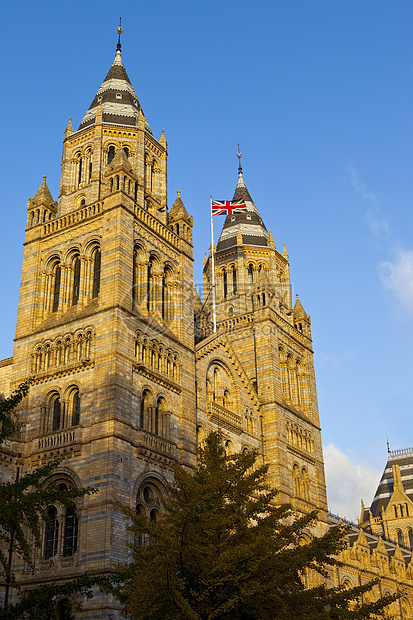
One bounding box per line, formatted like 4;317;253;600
1;42;413;618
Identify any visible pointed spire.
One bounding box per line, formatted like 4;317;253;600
233;147;253;204
78;25;151;133
282;243;288;259
64;116;74;138
293;294;308;320
169;190;192;224
160;128;167;147
32;176;54;206
236;226;243;246
267;229;275;248
216;150;268;252
106;145;134;175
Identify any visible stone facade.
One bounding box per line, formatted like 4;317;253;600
0;40;412;618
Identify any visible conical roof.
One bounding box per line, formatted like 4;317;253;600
169;191;191;223
216;167;268;252
369;448;413;517
32;176;54;206
78;49;151;133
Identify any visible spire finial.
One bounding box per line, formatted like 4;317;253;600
236;144;243;174
43;175;47;182
386;436;390;454
177;190;181;197
116;18;123;52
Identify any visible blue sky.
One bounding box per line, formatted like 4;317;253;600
1;0;413;519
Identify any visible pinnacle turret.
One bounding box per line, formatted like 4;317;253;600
31;176;55;207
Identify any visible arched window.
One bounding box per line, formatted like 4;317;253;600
223;270;227;298
135;481;163;546
72;257;81;305
134;181;139;202
132;247;137;306
140;390;151;429
147;256;155;312
92;249;101;298
162;265;172;321
302;468;309;500
71;390;80;426
44;506;59;559
52;263;61;312
123;146;129;158
232;267;237;295
408;529;413;549
63;504;78;556
262;293;266;306
397;530;404;547
108;145;115;165
88;152;92;181
52;395;61;431
248;263;253;284
293;464;300;497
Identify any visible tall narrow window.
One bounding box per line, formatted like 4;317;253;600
52;396;61;431
52;264;61;312
248;263;253;285
72;257;81;305
232;267;237;295
132;249;137;306
223;270;227;298
162;272;166;319
134;181;138;202
72;391;80;426
89;154;92;181
408;529;413;549
108;146;115;165
63;504;78;556
92;249;101;298
155;400;160;436
77;157;82;187
44;506;59;559
147;257;155;312
140;390;150;428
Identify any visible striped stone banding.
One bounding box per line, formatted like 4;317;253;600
78;50;152;133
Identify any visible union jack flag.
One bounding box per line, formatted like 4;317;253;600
211;199;248;216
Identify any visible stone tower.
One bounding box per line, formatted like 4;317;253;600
198;158;328;529
0;33;332;617
7;37;196;616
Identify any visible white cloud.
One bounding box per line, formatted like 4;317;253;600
323;443;381;522
349;167;390;239
379;249;413;317
317;350;354;367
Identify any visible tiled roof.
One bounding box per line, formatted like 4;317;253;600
369;450;413;517
78;50;151;133
216;169;268;252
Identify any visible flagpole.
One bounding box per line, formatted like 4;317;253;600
210;196;217;333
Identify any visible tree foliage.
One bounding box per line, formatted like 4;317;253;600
109;432;399;620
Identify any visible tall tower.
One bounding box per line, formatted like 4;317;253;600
199;154;328;529
9;31;196;615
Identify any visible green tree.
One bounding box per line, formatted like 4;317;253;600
110;432;399;620
0;381;96;617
